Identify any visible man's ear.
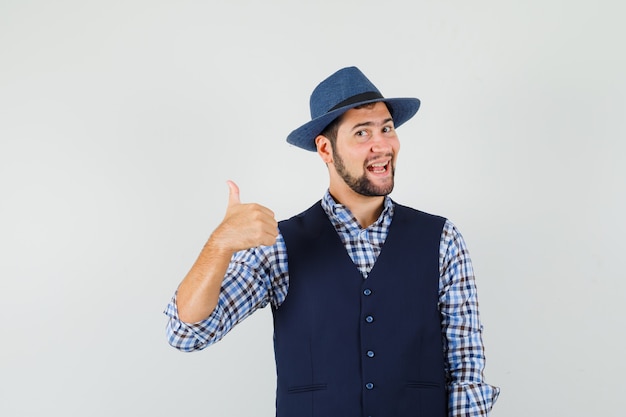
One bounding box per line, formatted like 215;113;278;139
315;135;333;164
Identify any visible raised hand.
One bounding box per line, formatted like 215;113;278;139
210;180;279;253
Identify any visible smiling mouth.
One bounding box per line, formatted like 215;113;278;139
367;161;390;173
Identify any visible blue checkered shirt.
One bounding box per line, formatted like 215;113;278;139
164;191;500;416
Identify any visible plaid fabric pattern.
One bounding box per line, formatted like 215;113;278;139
320;192;393;278
164;190;499;415
439;220;501;415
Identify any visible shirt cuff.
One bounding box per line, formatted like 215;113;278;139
448;382;501;417
164;293;224;351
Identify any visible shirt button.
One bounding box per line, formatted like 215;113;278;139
365;382;374;390
363;288;372;296
365;315;374;323
367;350;375;358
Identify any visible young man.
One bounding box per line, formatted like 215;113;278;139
165;67;499;416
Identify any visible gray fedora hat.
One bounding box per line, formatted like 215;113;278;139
286;66;421;152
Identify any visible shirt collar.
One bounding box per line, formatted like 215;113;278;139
321;189;395;231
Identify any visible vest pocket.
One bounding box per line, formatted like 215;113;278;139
406;381;441;389
287;383;327;394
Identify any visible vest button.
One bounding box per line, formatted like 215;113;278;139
367;350;375;358
365;315;374;323
365;382;374;390
363;288;372;296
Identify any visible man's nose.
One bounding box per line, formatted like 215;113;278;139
371;133;393;153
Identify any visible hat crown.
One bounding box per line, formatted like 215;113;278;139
309;67;381;119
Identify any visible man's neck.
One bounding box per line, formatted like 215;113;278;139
328;187;385;228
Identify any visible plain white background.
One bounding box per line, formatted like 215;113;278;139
1;1;624;416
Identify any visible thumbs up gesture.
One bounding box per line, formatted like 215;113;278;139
210;180;279;253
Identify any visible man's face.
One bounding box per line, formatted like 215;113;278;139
330;102;400;197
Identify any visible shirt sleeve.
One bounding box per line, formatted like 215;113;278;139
164;233;289;352
439;220;500;416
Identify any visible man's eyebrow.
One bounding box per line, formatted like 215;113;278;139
350;118;394;132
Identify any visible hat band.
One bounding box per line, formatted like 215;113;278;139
327;91;384;112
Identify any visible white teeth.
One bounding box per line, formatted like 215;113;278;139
368;161;388;173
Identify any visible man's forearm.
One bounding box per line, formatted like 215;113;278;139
176;239;234;323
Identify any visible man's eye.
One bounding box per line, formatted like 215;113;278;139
383;126;394;133
356;130;368;137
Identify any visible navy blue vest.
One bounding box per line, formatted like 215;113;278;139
273;201;447;417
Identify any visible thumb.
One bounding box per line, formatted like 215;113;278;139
226;180;241;207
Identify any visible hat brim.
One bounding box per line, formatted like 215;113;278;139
286;97;421;152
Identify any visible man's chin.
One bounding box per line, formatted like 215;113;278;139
354;180;394;197
369;175;394;195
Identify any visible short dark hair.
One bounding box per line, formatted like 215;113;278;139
320;117;341;144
